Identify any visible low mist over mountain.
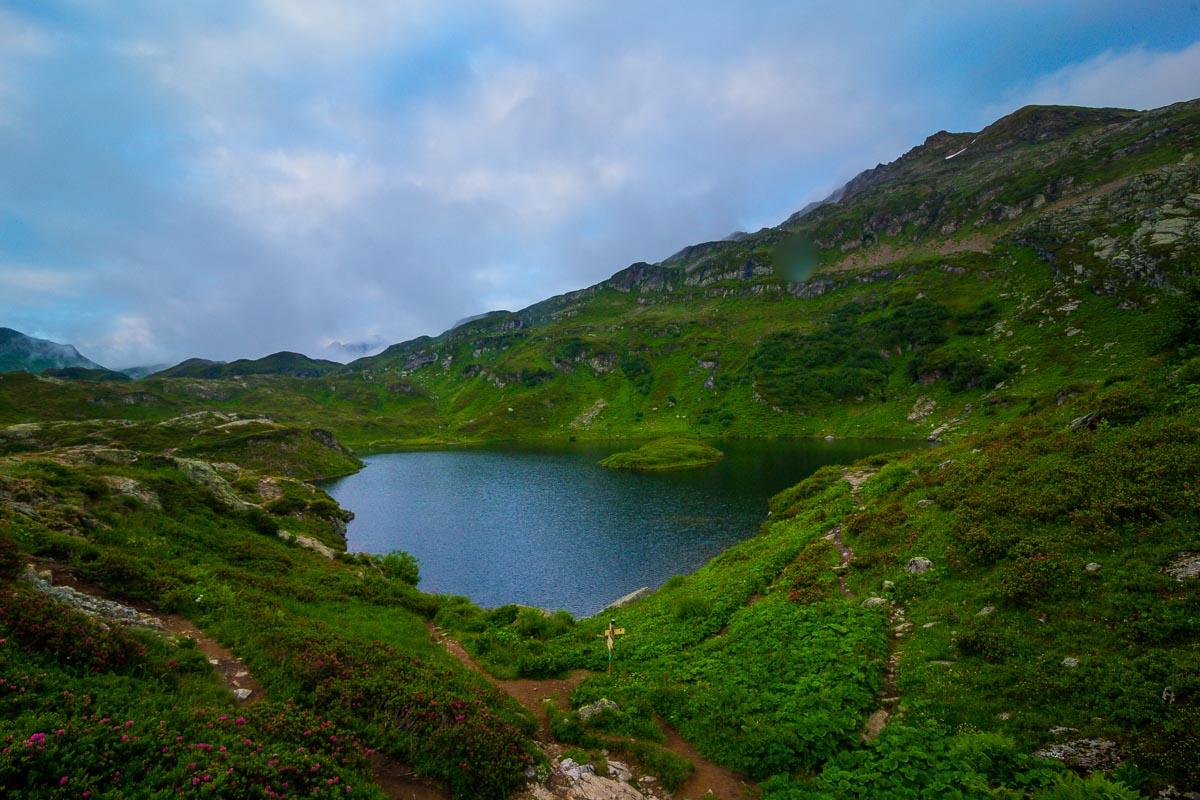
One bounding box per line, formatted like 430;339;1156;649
0;327;107;374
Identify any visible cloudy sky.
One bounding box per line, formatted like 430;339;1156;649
2;1;1199;368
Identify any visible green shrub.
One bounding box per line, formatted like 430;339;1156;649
0;587;146;673
908;345;1018;391
1096;384;1154;424
266;494;308;515
514;607;574;640
671;593;711;621
955;618;1017;662
619;740;692;792
956;522;1020;566
244;506;281;535
1032;772;1140;800
995;543;1069;605
77;551;175;603
767;725;1057;799
0;528;21;579
379;549;420;585
0;703;389;800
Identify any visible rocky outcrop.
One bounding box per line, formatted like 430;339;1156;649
1034;738;1124;771
170;457;254;512
22;567;164;630
277;530;338;560
310;427;355;456
1014;162;1200;294
101;476;161;510
608;262;674;293
570;400;608;429
905;557;934;574
526;757;649;800
576;699;619;722
907;396;936;421
1164;553;1200;581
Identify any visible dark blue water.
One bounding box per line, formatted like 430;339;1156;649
322;439;910;617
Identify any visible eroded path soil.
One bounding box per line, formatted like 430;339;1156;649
33;559;264;704
835;471;905;742
429;623;757;800
659;720;757;800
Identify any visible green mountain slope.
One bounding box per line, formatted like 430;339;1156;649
0;100;1198;798
2;102;1195;452
323;100;1198;448
0;327;107;374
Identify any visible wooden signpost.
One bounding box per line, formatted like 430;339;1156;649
601;618;625;671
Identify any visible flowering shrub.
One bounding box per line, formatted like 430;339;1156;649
0;704;387;799
262;628;538;799
0;589;145;673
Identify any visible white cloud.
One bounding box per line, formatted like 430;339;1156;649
106;314;154;352
201;147;379;238
0;266;81;295
0;10;53;129
995;41;1200;114
8;3;1198;364
76;314;160;368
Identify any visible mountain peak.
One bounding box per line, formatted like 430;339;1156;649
0;327;107;374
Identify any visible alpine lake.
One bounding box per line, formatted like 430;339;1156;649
322;438;915;617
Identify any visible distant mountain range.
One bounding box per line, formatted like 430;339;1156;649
0;327;107;374
0;330;348;382
151;352;343;379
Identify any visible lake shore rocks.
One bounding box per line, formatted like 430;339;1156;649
605;587;652;610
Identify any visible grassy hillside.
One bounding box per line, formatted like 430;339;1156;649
0;446;538;798
0;100;1198;798
437;353;1200;797
154;352;344;380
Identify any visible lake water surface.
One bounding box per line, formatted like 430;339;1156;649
322;439;911;617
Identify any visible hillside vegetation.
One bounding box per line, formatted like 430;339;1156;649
1;100;1199;798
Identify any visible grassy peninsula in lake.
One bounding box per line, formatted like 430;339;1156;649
599;437;725;471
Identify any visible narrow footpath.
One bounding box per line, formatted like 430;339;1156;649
834;470;904;741
429;623;757;800
27;560;446;800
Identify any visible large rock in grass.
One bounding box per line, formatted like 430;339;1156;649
1164;553;1200;581
530;757;648;800
905;557;934;574
1034;738;1124;771
577;698;619;722
170;457;255;511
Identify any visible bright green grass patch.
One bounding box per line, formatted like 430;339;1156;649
599;436;724;471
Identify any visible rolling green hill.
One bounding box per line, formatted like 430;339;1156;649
153;351;344;380
1;100;1198;798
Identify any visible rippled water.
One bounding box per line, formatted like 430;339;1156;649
322;438;911;617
